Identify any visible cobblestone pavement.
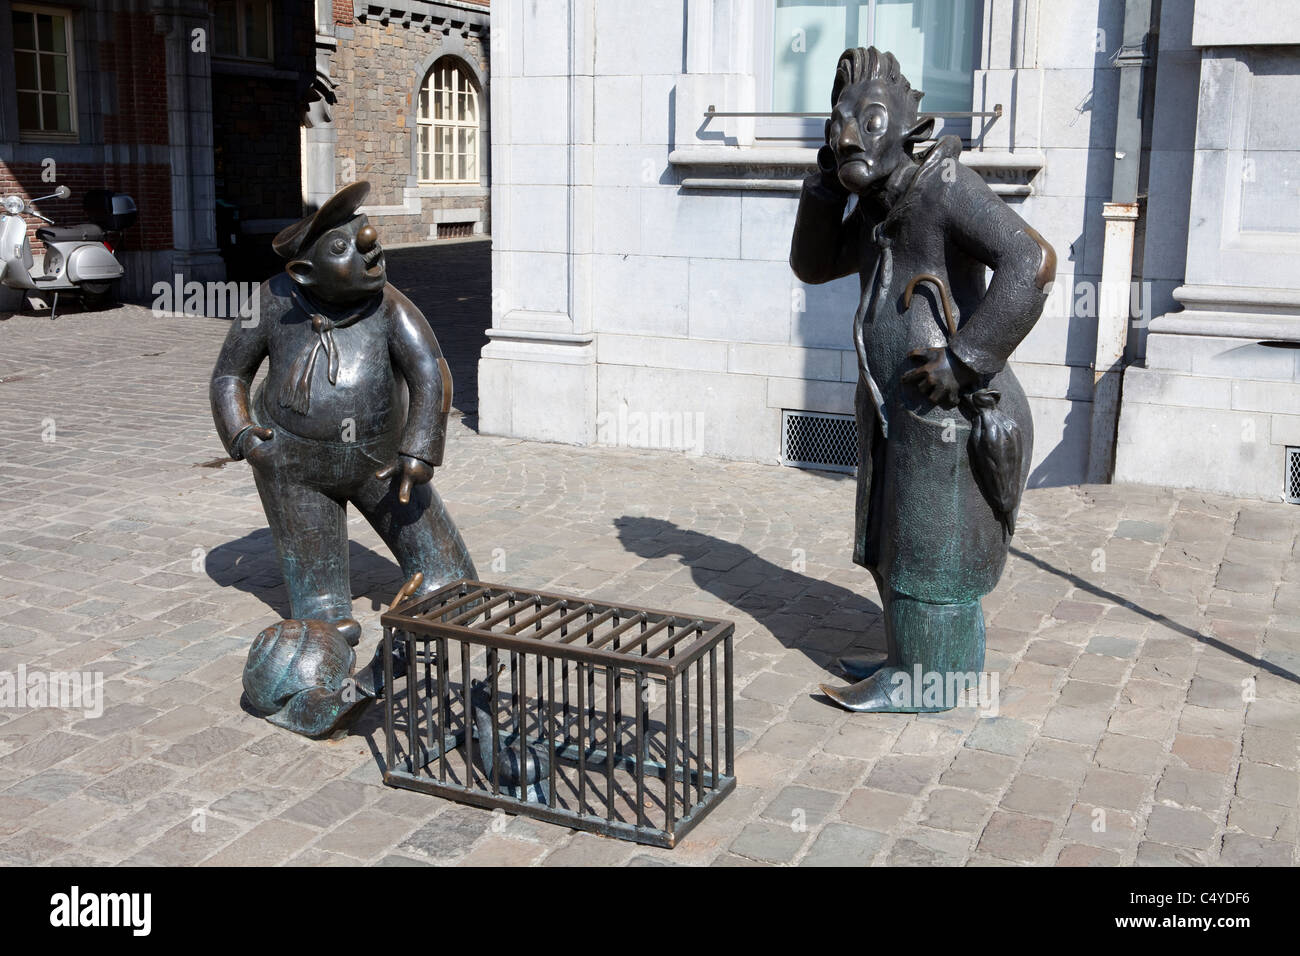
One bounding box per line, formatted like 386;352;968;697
1;260;1298;866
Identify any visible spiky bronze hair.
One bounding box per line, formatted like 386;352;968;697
831;46;925;124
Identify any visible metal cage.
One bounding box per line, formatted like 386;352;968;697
380;579;737;848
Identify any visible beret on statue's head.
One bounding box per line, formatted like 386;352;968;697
272;180;371;259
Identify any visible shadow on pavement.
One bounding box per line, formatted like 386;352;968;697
205;527;409;621
1011;546;1299;685
613;515;884;678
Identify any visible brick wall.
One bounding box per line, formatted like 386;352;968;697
100;12;169;146
334;0;354;25
333;18;489;243
0;9;171;262
0;163;172;256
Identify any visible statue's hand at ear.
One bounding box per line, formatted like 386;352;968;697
375;454;434;505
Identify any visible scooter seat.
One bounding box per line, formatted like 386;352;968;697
35;223;104;242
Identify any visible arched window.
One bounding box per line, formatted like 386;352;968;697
417;57;479;184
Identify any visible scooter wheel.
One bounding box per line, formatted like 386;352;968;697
79;282;114;310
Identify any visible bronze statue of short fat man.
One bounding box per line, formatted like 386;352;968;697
791;48;1056;713
210;182;477;714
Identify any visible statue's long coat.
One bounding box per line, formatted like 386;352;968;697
790;136;1052;606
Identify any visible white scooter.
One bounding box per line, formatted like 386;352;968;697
1;184;137;319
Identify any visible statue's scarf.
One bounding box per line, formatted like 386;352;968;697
280;287;382;415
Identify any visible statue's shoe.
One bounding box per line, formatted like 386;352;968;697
820;666;956;714
836;655;890;681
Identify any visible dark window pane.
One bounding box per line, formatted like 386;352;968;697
36;13;54;51
52;94;71;131
245;1;269;59
40;54;69;93
15;51;38;88
41;94;63;131
51;55;69;93
13;11;36;50
214;2;237;55
17;91;40;130
49;14;66;53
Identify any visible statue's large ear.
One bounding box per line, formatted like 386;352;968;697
904;116;936;145
286;259;314;287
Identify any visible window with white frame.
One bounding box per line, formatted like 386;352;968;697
12;4;77;139
213;0;273;61
417;58;480;185
761;0;980;141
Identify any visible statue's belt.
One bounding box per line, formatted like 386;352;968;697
281;289;380;415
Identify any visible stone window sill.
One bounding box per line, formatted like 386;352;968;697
667;146;1045;197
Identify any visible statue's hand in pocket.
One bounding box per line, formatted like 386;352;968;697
239;427;275;468
901;347;967;409
375;455;434;505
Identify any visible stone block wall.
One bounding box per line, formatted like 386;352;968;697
482;0;1129;486
1114;5;1300;501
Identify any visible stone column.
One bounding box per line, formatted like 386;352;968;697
1115;2;1300;498
477;0;598;444
302;0;338;212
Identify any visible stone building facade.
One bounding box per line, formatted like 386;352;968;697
316;0;490;246
1;0;490;305
0;0;236;302
210;2;317;279
480;0;1300;501
1113;4;1300;501
480;0;1127;483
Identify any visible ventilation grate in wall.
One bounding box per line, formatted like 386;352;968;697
437;221;474;239
1287;447;1300;504
781;410;857;474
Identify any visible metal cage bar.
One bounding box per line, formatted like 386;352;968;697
381;579;737;847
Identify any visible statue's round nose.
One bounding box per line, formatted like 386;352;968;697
356;224;379;252
837;120;864;154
